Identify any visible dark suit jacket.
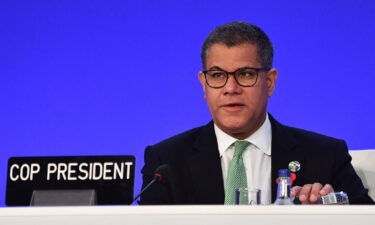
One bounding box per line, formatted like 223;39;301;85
139;115;373;204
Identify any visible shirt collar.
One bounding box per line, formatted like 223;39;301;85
214;113;272;156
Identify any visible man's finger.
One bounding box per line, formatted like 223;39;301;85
299;184;313;204
291;186;302;197
319;184;334;196
309;183;323;202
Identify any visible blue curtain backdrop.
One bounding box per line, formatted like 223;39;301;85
1;0;374;206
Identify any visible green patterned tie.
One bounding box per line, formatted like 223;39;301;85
224;140;250;205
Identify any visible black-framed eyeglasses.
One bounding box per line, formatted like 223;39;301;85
202;67;270;88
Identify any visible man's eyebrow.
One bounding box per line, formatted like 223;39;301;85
238;66;255;70
208;66;224;71
208;66;255;71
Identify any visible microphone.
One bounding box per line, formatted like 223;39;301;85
131;164;170;204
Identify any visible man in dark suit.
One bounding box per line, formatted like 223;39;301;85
139;21;373;205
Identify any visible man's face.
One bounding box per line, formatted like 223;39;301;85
199;43;278;139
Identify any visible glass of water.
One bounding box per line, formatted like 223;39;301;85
235;188;262;205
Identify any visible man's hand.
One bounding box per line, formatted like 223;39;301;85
291;183;334;204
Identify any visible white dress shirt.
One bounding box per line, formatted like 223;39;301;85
214;113;272;205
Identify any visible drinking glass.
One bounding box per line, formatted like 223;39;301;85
235;188;261;205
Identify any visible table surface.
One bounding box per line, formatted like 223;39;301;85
1;205;375;225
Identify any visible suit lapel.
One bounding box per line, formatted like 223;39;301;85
270;115;306;202
189;122;224;204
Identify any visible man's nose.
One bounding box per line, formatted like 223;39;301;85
223;74;242;95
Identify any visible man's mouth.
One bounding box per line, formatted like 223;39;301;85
222;103;245;111
226;103;244;107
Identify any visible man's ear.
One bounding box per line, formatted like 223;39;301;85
266;68;278;97
198;71;207;99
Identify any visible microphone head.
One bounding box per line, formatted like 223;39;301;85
154;164;171;182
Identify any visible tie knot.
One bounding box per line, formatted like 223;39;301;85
233;140;250;157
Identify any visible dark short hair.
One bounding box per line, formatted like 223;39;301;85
201;21;274;69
